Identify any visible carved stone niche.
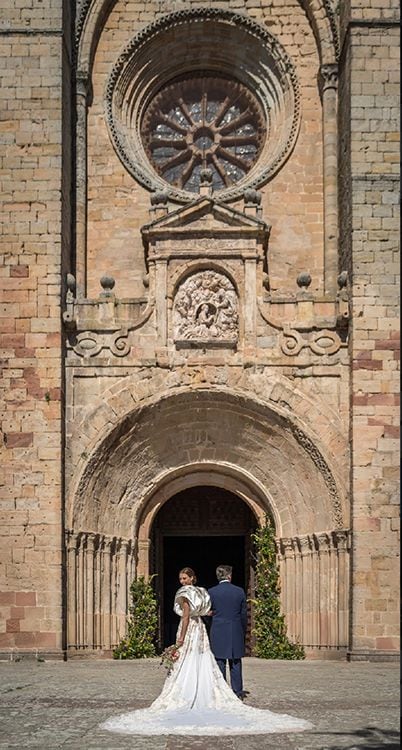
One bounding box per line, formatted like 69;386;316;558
141;196;270;350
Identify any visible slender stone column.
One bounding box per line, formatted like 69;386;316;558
86;534;95;650
329;533;338;647
117;540;129;643
282;538;295;640
94;536;102;649
75;73;90;298
294;539;303;644
102;539;112;650
66;531;78;650
320;64;339;297
77;533;85;648
316;532;331;647
311;535;320;648
336;530;350;648
300;536;313;646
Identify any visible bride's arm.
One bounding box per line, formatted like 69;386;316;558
176;599;190;646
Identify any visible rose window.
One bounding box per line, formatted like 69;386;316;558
141;75;266;193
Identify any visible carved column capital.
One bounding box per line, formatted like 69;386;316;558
319;63;338;94
314;532;331;552
298;535;312;555
280;538;295;556
332;529;350;551
76;71;91;103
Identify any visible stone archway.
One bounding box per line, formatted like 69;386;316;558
65;382;350;658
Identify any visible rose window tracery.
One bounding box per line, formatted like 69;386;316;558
141;75;266;193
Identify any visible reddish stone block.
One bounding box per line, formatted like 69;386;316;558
13;631;36;647
0;633;14;647
14;348;36;358
5;433;33;448
368;394;399;406
0;592;16;605
374;338;400;350
353;394;368;405
384;424;400;438
35;632;57;648
375;636;400;650
0;334;25;348
353;360;383;370
10;265;29;278
6;618;20;633
15;591;36;606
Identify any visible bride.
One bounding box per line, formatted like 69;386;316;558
100;567;313;736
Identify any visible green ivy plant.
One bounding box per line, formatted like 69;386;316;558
251;517;305;660
113;575;158;659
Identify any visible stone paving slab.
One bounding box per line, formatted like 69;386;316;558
0;658;399;749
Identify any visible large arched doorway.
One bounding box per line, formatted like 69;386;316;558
150;486;258;650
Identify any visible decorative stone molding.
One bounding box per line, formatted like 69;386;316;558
279;328;342;356
105;8;301;203
290;425;344;528
173;270;238;348
63;275;153;358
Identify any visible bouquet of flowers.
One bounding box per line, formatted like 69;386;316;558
160;643;181;675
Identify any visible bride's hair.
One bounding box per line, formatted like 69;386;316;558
179;567;197;584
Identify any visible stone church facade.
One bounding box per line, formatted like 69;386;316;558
0;1;399;660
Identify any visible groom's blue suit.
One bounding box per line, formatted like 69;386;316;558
208;580;247;696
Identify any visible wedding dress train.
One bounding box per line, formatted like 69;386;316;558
100;585;313;736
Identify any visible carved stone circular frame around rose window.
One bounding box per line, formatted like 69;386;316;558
105;8;301;204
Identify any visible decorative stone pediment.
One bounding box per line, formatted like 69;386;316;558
141;196;270;266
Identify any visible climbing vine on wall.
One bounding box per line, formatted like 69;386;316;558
252;517;305;659
113;575;158;659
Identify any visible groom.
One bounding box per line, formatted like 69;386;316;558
208;564;247;698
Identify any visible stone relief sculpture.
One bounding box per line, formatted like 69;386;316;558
173;270;238;345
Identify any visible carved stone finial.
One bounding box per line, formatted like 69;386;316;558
244;188;262;205
150;190;169;206
337;270;348;289
262;272;270;291
100;275;115;296
296;272;312;289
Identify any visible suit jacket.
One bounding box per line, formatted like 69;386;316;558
208;581;247;659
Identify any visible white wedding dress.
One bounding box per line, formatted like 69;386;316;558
100;585;313;736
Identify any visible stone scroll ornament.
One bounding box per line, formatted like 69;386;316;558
173;271;238;346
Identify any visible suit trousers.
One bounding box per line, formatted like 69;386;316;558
216;657;243;696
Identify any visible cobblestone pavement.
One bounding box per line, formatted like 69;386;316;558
0;658;399;749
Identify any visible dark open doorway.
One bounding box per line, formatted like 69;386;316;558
162;535;246;647
150;485;257;650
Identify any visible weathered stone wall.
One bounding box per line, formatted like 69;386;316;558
0;0;68;655
339;0;400;655
0;0;399;659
